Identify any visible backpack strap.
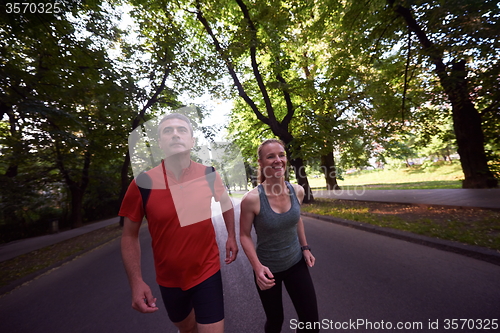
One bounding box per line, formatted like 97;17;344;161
137;166;216;217
205;166;216;198
136;172;152;216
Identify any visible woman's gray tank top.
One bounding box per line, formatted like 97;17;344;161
253;181;302;273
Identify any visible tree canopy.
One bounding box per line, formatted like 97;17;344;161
1;0;498;241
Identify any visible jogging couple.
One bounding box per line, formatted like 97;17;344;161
119;113;319;333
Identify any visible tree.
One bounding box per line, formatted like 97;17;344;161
216;0;430;191
382;0;498;188
117;0;227;218
190;0;316;201
0;1;137;231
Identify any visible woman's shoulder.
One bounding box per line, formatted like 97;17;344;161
288;182;305;203
241;186;261;208
288;182;304;194
242;186;260;202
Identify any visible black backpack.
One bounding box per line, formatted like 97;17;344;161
136;166;216;215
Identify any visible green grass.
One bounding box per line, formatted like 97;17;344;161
301;161;500;251
307;161;464;189
312;180;462;191
302;198;500;251
0;224;123;288
228;192;245;199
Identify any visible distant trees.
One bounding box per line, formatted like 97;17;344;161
192;0;317;200
126;0;498;191
221;0;499;188
0;2;140;240
382;0;498;187
122;0;499;192
1;0;498;242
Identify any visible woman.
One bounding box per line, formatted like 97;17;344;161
240;139;319;333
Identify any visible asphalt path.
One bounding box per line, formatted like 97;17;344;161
1;203;499;332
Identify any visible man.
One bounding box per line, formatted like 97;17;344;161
120;113;238;333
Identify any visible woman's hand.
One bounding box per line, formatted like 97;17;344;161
255;265;276;290
303;250;315;267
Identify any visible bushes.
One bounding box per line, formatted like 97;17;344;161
0;168;124;244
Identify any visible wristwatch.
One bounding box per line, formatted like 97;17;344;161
301;245;311;251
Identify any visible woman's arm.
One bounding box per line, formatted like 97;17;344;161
297;217;315;267
239;191;275;290
293;184;315;267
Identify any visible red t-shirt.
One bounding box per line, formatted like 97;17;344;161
119;161;225;290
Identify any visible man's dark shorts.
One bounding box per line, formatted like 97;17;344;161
159;270;224;324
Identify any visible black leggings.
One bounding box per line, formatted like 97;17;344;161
255;259;319;333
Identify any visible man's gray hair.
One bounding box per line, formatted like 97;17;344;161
157;113;194;137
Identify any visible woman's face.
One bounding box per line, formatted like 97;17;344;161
259;142;287;180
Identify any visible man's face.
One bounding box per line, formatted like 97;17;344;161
158;118;195;158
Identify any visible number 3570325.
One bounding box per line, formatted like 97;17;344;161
6;2;62;14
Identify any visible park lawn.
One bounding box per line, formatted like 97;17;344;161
302;198;500;251
307;161;464;189
228;192;245;199
300;162;500;251
329;180;462;190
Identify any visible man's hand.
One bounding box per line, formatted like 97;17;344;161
225;236;238;264
131;281;159;313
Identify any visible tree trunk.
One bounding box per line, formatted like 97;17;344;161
57;146;91;229
118;150;131;226
276;133;314;203
448;62;497;188
69;186;84;228
3;104;20;178
321;152;340;190
288;154;314;203
389;1;498;188
117;65;172;227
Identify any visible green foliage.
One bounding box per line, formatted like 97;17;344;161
2;0;499;240
0;0;141;237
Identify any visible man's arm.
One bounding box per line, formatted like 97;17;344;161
121;216;158;313
220;191;238;264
